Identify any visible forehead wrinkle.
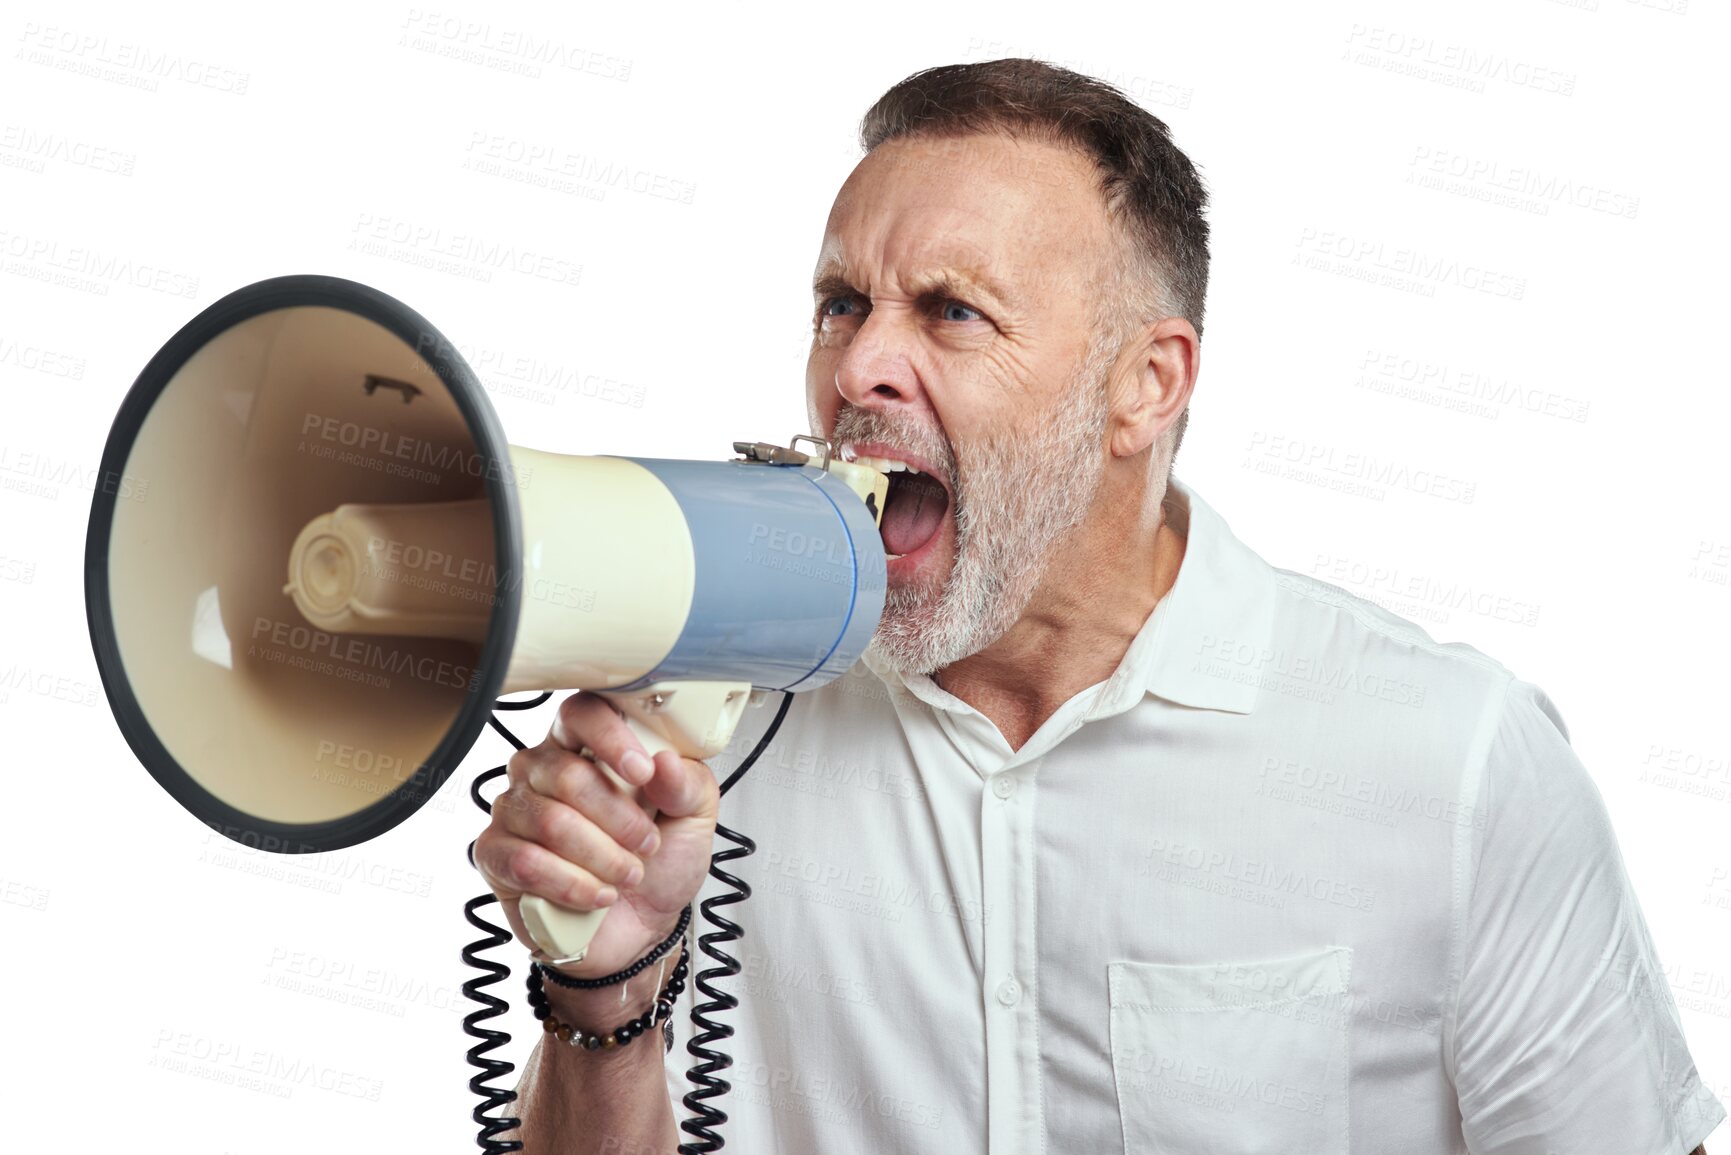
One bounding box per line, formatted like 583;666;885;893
813;248;1024;312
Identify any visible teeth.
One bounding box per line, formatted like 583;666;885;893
847;452;922;476
886;553;904;561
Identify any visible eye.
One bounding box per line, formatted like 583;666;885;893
939;300;983;323
820;295;864;318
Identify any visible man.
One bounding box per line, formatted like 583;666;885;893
478;59;1722;1153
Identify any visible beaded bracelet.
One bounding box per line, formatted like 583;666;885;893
538;904;692;990
527;940;689;1055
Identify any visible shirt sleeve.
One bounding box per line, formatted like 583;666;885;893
1447;677;1724;1154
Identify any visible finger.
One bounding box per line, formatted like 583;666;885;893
550;692;656;787
640;749;719;821
476;828;620;912
497;783;645;891
527;748;661;858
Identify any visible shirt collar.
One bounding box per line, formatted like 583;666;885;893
1123;473;1278;715
860;473;1278;719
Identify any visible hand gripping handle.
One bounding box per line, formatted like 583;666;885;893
518;680;751;966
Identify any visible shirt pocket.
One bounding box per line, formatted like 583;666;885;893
1107;946;1352;1155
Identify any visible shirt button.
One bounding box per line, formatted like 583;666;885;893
992;775;1015;800
996;978;1021;1007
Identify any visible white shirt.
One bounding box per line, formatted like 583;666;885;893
659;473;1725;1154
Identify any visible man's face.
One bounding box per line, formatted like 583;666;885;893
806;131;1124;677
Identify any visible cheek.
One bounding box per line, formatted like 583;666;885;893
961;343;1041;403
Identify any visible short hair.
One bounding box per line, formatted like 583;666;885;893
859;57;1208;460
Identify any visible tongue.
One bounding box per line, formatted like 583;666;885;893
880;473;950;556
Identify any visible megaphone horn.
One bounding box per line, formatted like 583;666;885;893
85;274;888;965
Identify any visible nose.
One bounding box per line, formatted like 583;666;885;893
832;308;925;414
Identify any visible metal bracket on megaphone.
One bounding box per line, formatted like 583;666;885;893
734;435;890;529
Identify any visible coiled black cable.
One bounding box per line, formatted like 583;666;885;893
462;690;551;1154
460;688;794;1154
678;689;792;1154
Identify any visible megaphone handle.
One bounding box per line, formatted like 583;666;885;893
518;714;675;966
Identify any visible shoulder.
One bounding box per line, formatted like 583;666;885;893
1256;564;1516;734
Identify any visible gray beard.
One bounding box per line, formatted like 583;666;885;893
839;339;1115;680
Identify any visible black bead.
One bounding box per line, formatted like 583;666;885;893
532;1005;549;1020
616;1025;635;1044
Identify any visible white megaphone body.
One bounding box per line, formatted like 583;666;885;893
84;274;889;965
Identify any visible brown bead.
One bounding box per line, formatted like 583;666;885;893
542;1018;557;1033
601;1034;617;1048
554;1025;572;1042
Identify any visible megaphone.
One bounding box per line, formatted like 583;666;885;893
84;274;888;965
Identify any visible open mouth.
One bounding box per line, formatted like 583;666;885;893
850;453;952;561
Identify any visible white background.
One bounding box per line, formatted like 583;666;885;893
1;0;1727;1150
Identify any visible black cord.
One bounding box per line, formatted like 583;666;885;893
462;690;551;1154
459;688;794;1155
678;689;794;1154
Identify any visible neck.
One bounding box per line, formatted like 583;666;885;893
933;478;1185;752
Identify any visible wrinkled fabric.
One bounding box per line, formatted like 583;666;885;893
651;474;1722;1155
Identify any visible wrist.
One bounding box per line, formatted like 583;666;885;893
538;904;691;989
528;940;689;1056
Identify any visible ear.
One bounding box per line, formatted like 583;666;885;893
1107;315;1198;460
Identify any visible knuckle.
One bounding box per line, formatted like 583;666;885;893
504;843;544;890
494;782;531;823
506;747;536;785
528;798;572;848
561;761;611;816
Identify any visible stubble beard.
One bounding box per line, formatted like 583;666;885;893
849;335;1116;680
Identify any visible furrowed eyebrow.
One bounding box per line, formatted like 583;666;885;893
907;270;1015;312
812;271;857;303
811;265;1017;311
